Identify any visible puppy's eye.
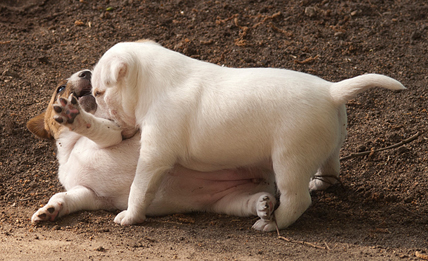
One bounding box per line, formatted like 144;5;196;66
57;85;66;93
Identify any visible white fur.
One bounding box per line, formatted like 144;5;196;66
31;71;277;227
92;41;405;231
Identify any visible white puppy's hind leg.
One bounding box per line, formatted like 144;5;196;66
309;148;341;191
256;156;315;232
309;106;347;191
31;186;108;223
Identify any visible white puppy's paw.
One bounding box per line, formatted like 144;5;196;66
31;201;63;223
114;210;146;226
53;94;80;125
256;194;276;220
309;175;338;191
252;219;277;232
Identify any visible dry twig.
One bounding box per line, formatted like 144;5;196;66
340;132;420;161
275;220;328;250
294;55;320;64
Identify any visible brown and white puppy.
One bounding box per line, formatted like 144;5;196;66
91;41;406;231
27;70;276;226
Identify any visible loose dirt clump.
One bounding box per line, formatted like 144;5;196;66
1;0;427;260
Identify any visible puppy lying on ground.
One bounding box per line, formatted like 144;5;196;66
27;70;277;226
91;40;405;231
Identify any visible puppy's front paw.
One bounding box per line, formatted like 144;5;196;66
31;201;63;223
53;94;80;125
114;210;146;226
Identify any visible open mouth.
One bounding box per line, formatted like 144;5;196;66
74;81;97;113
74;86;92;99
72;77;92;99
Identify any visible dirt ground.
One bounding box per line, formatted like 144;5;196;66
0;0;427;260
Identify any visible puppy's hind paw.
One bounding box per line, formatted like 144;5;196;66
53;94;80;125
256;194;276;220
31;202;63;223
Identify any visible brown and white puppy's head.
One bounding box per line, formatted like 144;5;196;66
27;70;96;140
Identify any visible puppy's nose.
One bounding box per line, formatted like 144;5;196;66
78;70;92;80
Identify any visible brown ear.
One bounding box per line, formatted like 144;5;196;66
27;113;52;139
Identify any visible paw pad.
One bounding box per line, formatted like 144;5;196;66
31;203;61;223
53;94;81;124
256;194;275;221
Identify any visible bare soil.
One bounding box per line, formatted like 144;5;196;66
1;0;427;260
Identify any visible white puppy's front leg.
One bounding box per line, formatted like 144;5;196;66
31;186;108;223
114;141;173;226
114;159;171;226
114;165;171;225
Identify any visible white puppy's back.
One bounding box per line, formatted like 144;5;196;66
94;41;405;172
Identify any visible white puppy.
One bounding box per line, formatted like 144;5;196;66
92;40;405;231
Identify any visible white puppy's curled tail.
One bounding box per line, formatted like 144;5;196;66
329;74;406;105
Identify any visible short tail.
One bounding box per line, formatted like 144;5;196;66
330;74;406;105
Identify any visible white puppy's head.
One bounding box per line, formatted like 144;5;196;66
92;43;144;134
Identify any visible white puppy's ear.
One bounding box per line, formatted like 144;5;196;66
111;59;128;83
105;57;128;87
94;55;129;89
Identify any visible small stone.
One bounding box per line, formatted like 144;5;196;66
305;7;317;18
74;20;85;26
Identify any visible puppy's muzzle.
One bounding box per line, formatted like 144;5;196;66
73;70;97;113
